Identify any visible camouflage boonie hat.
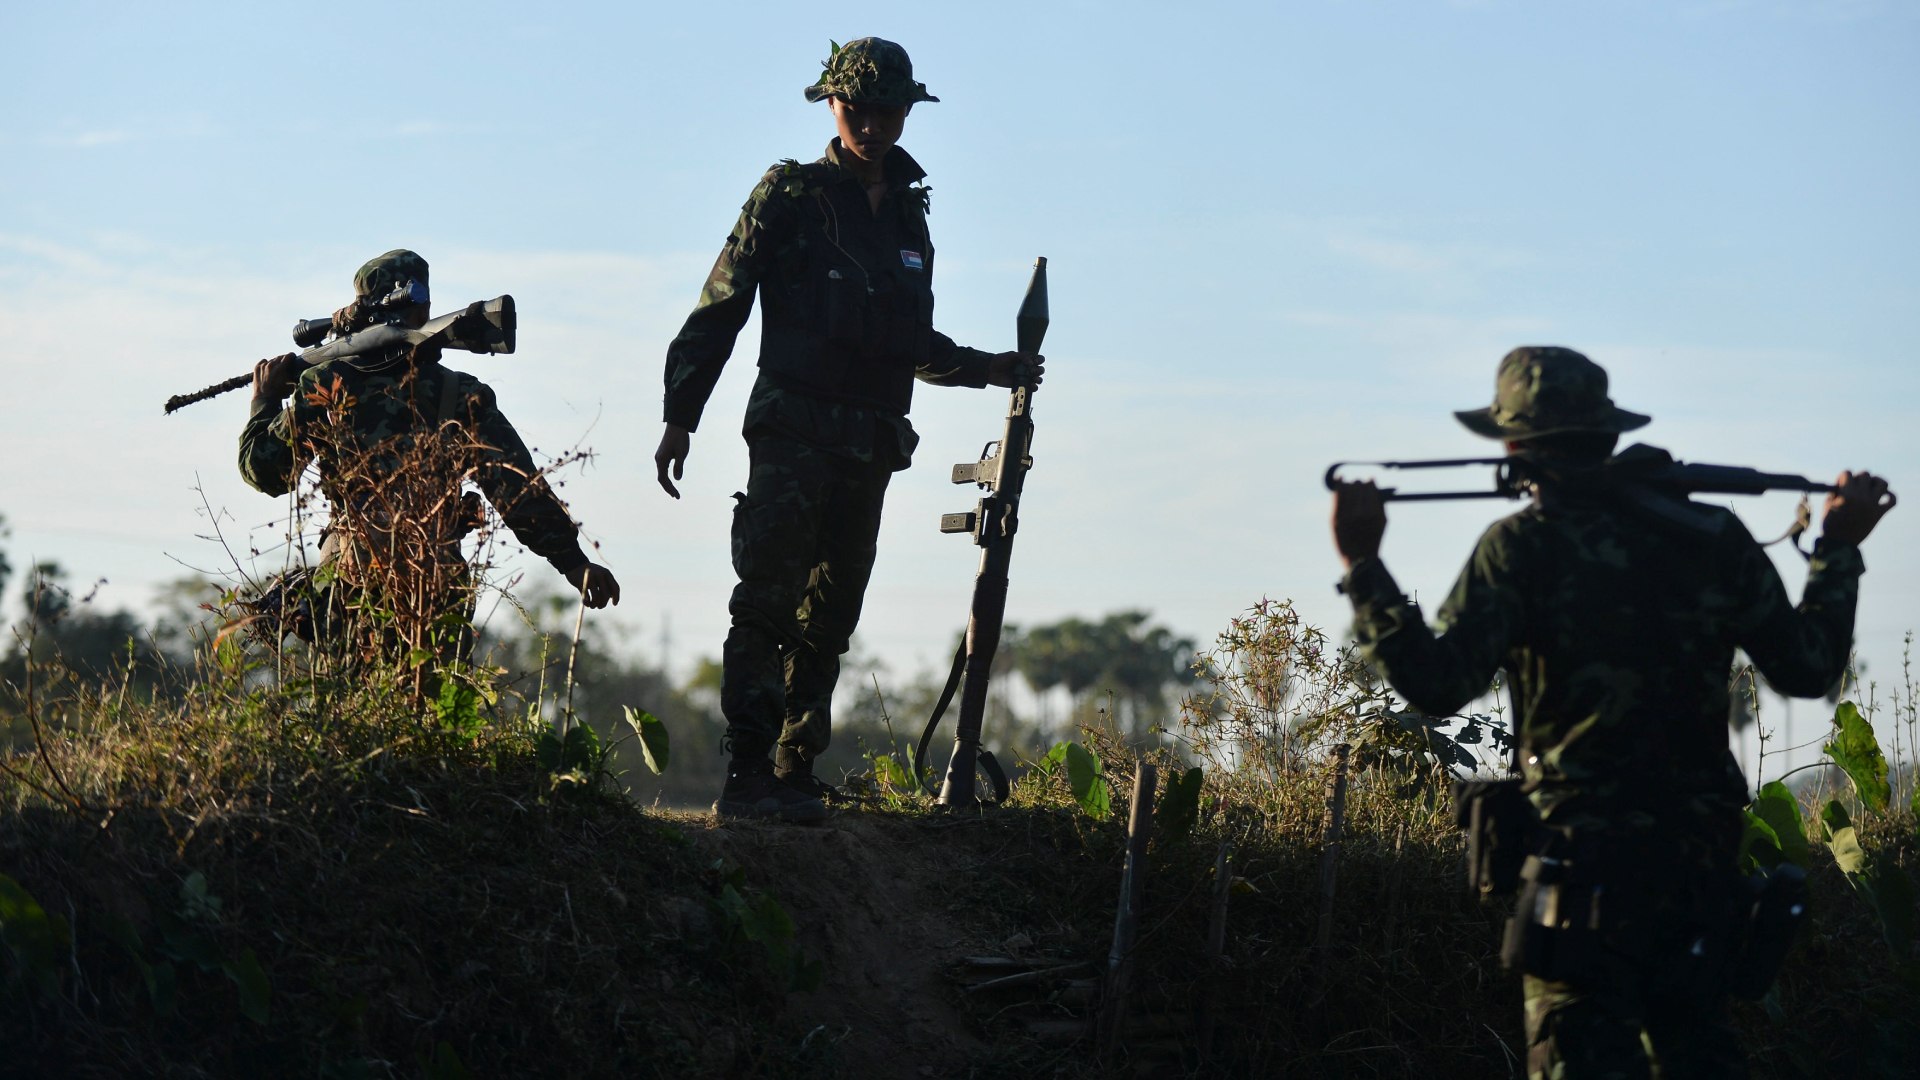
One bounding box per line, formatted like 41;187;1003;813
353;249;430;299
1455;346;1651;440
804;38;938;106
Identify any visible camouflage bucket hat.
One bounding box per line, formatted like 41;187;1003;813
803;38;938;107
353;249;430;299
1455;346;1651;440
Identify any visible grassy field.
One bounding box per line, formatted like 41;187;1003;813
0;601;1915;1079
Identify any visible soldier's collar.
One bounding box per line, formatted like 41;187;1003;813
821;138;926;185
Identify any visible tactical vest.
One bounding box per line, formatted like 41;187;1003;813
754;159;936;413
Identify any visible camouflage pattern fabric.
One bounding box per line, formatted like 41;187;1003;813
1456;346;1651;440
720;432;891;760
803;37;938;106
1342;445;1862;1077
662;138;992;456
239;352;588;574
353;249;430;298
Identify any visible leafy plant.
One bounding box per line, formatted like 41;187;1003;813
0;873;69;995
1042;740;1110;819
622;706;670;775
1750;780;1811;871
709;860;823;993
1157;766;1204;841
416;1040;471;1080
1825;701;1891;812
536;722;603;789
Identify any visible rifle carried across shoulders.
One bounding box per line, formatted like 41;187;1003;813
1326;444;1836;548
912;257;1048;808
161;291;516;415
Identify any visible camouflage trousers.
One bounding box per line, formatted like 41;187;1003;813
720;434;892;761
1521;816;1750;1080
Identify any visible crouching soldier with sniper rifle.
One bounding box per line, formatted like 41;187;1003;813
1329;346;1894;1079
240;249;620;656
652;39;1042;823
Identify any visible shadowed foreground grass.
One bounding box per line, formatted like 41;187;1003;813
0;663;1913;1079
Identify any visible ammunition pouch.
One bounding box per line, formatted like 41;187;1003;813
1452;778;1534;900
1502;853;1608;981
1727;862;1808;1000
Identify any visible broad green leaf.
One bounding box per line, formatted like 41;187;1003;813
435;678;483;739
1042;742;1069;768
791;952;824;993
1824;701;1891;812
561;723;600;773
1829;825;1868;875
1738;810;1784;874
155;909;222;972
180;871;223;921
1156;767;1204;841
0;872;67;994
416;1041;471;1080
535;730;563;771
623;707;670;775
1820;798;1852;843
1064;742;1110;820
1751;781;1811;870
1858;856;1916;961
144;960;178;1017
223;947;272;1025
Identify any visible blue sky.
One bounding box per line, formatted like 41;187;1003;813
3;2;1916;767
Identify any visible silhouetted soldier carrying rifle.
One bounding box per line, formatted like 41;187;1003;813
1330;347;1894;1078
653;39;1042;822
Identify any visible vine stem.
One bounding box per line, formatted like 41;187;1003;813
561;598;586;736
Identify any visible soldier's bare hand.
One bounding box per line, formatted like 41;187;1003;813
655;424;690;499
1821;470;1896;547
987;352;1045;389
252;353;302;403
1331;480;1387;570
566;563;621;609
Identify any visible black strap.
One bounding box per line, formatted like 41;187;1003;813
913;640;967;796
978;751;1010;804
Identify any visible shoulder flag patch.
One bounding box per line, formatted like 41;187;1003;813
900;250;924;271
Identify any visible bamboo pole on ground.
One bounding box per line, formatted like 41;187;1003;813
1314;744;1350;951
1099;761;1157;1057
1199;841;1234;1058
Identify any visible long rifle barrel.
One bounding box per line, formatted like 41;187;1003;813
1324;455;1837;502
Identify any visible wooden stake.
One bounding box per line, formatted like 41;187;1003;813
1099;761;1157;1057
1199;841;1235;1058
1314;744;1350;951
1382;821;1407;968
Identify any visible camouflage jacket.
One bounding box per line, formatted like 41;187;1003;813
662;139;993;468
238;352;590;574
1344;448;1863;825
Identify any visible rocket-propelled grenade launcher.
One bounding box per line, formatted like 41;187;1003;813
913;257;1049;808
161;295;516;415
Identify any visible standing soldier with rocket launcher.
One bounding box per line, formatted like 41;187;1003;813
653;39;1044;823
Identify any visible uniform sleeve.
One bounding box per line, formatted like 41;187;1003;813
1344;523;1527;717
1733;530;1863;697
463;381;590;575
238;395;302;496
662;173;797;432
917;336;994;388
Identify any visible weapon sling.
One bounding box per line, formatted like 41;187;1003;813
912;257;1048;807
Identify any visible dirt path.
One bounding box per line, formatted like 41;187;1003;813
690;812;992;1079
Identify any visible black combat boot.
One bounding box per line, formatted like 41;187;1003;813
714;755;827;823
774;745;843;804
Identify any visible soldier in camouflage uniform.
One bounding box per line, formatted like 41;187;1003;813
653;39;1043;822
1331;347;1894;1079
242;250;620;634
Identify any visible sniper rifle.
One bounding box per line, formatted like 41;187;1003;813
161;294;516;415
913;257;1049;808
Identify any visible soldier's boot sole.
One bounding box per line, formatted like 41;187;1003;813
713;792;828;824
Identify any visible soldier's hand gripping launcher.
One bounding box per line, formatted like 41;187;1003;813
912;257;1048;808
161;295;516;415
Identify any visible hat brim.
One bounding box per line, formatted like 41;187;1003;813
1454;406;1652;440
803;85;938;105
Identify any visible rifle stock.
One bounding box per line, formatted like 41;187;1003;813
919;257;1048;809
